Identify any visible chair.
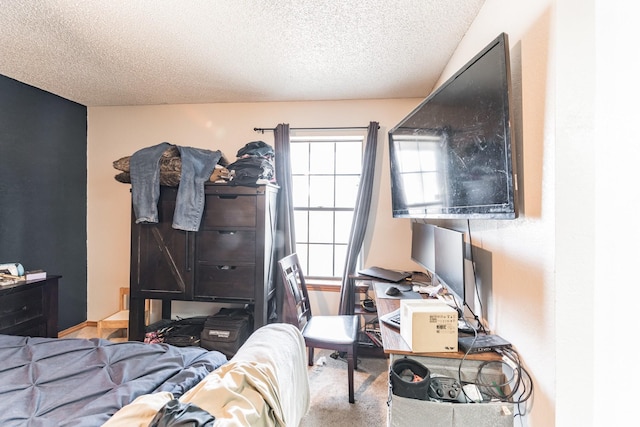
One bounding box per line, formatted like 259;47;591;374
278;253;359;403
97;287;149;339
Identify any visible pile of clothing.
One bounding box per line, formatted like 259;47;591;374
112;145;229;187
110;140;276;231
226;141;275;186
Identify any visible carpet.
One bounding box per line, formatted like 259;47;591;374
299;349;390;426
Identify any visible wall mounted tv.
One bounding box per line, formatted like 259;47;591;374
389;32;518;219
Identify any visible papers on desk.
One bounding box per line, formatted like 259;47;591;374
373;282;422;300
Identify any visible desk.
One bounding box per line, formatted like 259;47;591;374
374;285;513;427
376;290;501;362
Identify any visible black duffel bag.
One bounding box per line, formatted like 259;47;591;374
200;308;253;358
145;316;207;347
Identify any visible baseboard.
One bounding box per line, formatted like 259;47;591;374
58;320;97;337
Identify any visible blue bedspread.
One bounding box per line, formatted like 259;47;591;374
0;334;227;426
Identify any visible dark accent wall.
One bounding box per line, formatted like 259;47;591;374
0;74;87;331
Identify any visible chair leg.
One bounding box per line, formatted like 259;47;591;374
308;347;314;366
353;341;358;371
347;349;355;403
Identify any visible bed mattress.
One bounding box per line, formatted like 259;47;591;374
0;334;227;426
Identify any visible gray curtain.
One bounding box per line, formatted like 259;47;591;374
273;123;295;321
338;121;379;315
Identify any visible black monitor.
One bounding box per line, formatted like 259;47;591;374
433;226;465;309
410;222;436;275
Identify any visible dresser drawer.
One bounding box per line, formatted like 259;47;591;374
197;230;256;263
202;194;257;227
0;286;44;331
194;264;255;300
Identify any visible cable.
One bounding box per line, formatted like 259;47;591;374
465;219;488;333
454;345;534;411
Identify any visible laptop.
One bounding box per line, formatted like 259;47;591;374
458;334;512;354
379;308;401;329
358;267;411;283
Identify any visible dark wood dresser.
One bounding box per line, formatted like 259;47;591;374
128;183;278;341
0;276;60;338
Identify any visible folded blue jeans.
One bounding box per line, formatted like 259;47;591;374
130;143;222;232
130;142;173;224
173;146;222;231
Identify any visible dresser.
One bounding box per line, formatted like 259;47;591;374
0;276;60;338
128;183;278;341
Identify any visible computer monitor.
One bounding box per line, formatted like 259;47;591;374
433;226;465;310
410;222;436;275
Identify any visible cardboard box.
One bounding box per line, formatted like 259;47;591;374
399;300;458;352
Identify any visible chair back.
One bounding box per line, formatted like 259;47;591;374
278;253;312;329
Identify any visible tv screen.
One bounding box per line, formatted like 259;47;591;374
389;33;517;219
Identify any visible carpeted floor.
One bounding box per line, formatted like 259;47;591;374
299;349;390;427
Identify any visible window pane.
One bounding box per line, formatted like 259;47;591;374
290;143;310;174
292;176;309;207
294;211;309;243
309;176;335;207
309;211;334;243
296;247;309;274
334;244;348;276
334;211;353;244
308;244;334;276
335;141;362;174
335;176;360;208
309;142;335;174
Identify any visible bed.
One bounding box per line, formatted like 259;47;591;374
0;323;309;426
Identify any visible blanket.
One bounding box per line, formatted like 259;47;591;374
0;335;226;426
105;323;310;427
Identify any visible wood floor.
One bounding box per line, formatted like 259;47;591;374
61;324;128;342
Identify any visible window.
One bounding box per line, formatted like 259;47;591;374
290;135;363;279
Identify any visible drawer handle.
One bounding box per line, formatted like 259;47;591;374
217;265;236;270
218;231;236;235
218;195;238;200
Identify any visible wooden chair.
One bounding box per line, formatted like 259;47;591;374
97;287;148;340
278;253;359;403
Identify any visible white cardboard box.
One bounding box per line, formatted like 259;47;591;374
399;300;458;352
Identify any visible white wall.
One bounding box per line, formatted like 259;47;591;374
591;0;639;425
87;99;422;319
444;0;637;426
86;0;635;425
436;1;556;426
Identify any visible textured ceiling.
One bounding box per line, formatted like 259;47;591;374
0;1;485;107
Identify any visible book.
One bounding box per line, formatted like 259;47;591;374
0;273;25;286
25;269;47;281
364;328;383;347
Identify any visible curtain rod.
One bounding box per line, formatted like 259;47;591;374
253;126;377;134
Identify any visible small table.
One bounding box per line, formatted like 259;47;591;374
0;276;60;338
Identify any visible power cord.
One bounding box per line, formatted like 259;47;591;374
455;345;534;419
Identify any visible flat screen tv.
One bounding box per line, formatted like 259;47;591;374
389;33;517;219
